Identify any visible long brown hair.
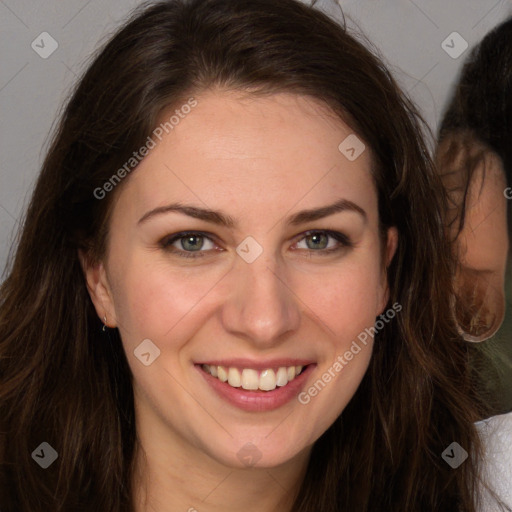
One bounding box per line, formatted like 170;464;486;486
0;0;497;510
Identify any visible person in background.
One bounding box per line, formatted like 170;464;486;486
436;17;512;416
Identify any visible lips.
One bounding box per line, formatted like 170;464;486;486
195;360;316;412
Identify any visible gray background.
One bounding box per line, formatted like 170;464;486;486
1;0;511;275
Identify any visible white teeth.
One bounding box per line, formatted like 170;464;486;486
275;367;288;387
203;364;304;391
228;367;241;387
217;366;228;382
241;369;259;390
259;369;276;391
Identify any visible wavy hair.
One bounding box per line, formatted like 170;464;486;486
0;0;496;510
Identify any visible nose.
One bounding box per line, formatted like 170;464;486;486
220;249;301;347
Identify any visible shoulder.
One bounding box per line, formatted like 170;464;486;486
476;411;512;510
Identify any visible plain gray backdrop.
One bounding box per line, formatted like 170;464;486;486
1;0;511;275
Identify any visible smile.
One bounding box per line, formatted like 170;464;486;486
201;364;305;392
196;361;315;412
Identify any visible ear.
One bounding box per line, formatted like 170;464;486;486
377;227;398;315
78;250;118;327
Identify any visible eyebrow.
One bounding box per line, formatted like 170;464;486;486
138;198;367;227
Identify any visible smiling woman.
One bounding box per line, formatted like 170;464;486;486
0;0;507;511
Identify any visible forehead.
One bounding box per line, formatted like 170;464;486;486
113;90;378;226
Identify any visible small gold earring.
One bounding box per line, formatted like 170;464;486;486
102;315;107;332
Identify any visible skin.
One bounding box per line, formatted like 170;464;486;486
82;90;398;512
440;138;509;341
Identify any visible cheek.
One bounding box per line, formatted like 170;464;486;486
300;256;383;339
307;269;379;387
109;253;227;348
293;258;381;433
322;271;378;319
109;235;383;357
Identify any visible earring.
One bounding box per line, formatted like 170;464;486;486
102;315;107;332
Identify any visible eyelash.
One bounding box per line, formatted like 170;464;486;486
159;230;353;259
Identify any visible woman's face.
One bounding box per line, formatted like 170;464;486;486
84;90;397;469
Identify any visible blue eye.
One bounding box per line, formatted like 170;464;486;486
160;229;353;259
160;231;217;258
294;230;353;255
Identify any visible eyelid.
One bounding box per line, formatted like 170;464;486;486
292;229;353;248
160;229;353;258
159;229;218;253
